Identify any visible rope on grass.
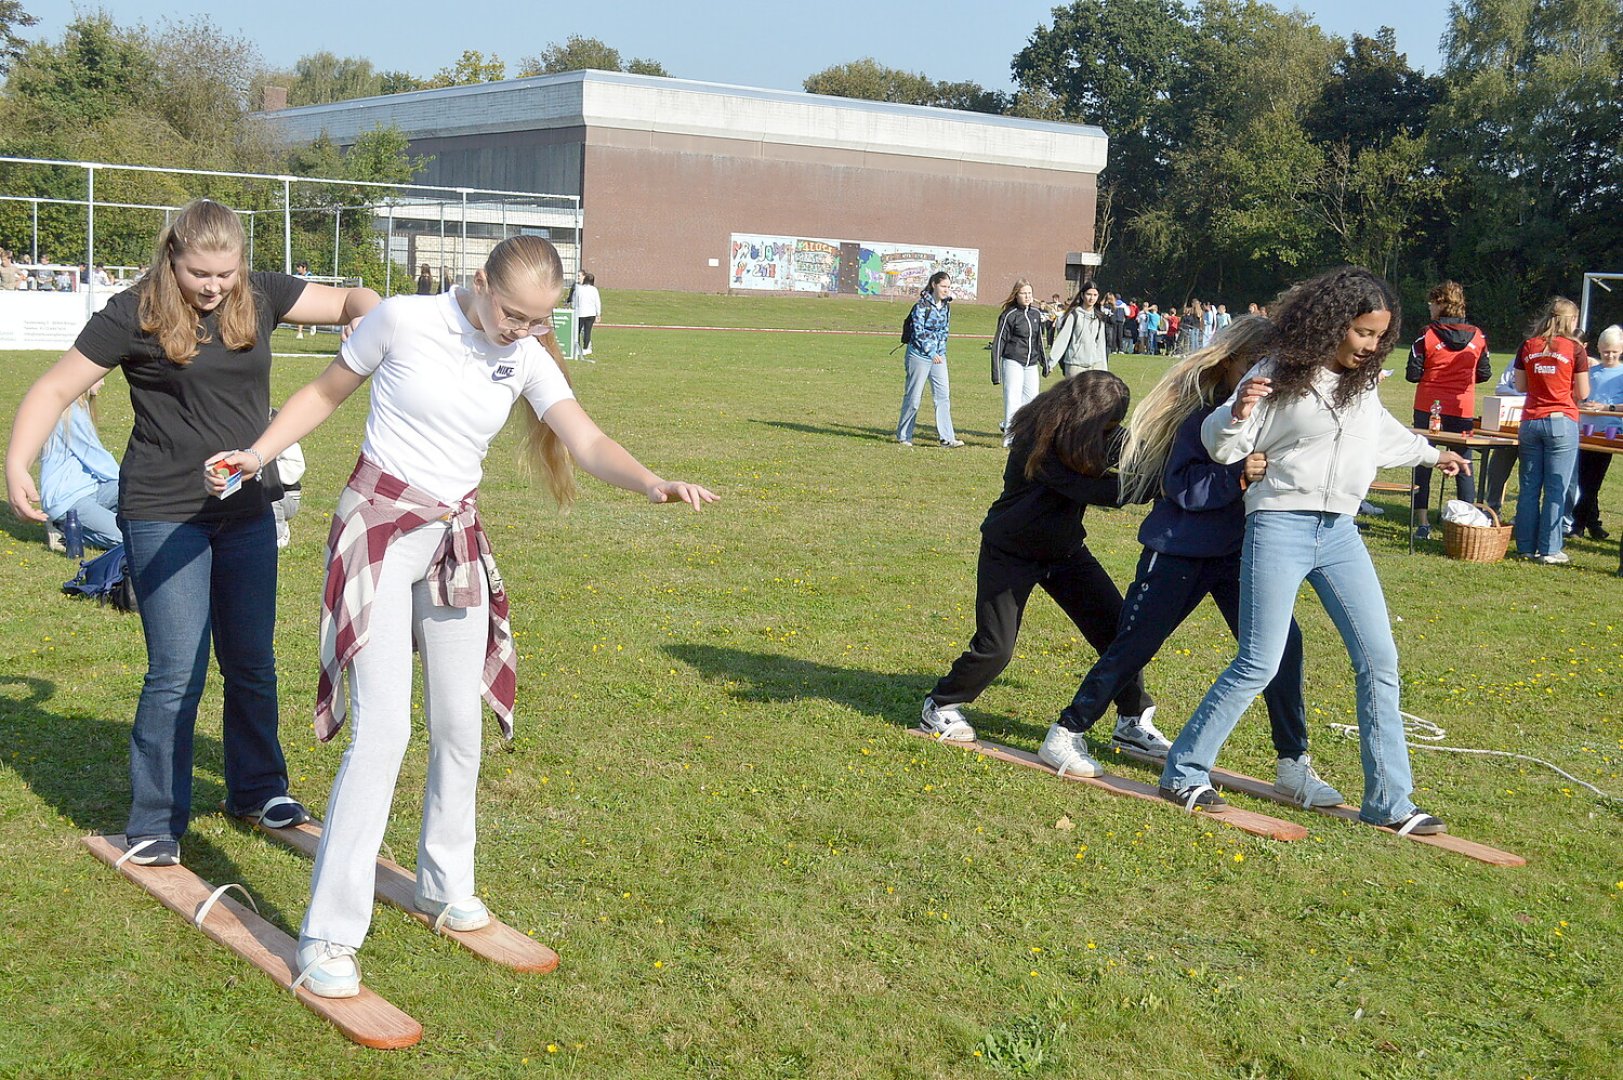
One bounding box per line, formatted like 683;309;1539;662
1328;711;1622;804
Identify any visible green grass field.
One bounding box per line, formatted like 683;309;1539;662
1;291;1619;1079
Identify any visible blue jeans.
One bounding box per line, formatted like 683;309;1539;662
121;511;288;842
896;348;956;443
1161;511;1417;825
1514;416;1578;557
1070;549;1309;758
53;478;122;549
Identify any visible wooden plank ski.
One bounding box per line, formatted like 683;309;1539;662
82;834;422;1049
907;729;1308;841
228;812;559;973
1110;746;1525;867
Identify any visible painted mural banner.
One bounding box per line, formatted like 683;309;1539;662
856;241;979;300
728;233;979;300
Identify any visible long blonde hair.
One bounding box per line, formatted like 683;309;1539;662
485;235;578;509
1119;315;1280;504
138;199;258;365
1525;297;1582;348
999;278;1034;317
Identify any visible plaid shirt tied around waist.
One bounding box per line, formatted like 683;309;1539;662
315;455;517;743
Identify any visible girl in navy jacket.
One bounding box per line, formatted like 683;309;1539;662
1055;316;1343;807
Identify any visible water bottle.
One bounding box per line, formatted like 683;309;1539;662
1428;399;1443;433
63;509;84;559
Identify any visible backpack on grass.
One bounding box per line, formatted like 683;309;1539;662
62;543;138;613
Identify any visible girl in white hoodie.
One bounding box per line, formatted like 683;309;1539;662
1158;267;1468;835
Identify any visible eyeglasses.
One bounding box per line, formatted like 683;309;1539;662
488;288;553;333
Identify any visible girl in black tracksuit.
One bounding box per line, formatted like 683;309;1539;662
918;371;1154;772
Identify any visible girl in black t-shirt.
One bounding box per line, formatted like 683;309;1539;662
5;198;382;867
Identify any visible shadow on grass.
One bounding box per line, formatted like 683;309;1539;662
753;418;1008;445
663;643;1050;746
0;674;303;932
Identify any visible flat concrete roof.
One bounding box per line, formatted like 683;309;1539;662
260;70;1108;174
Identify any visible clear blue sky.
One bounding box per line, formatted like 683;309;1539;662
24;1;1453;93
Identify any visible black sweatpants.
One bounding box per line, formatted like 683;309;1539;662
930;541;1152;716
1570;450;1612;533
1065;548;1309;758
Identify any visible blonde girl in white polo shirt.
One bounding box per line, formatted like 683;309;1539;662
207;235;716;997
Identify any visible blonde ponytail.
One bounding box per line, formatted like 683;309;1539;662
484;235;577;508
1119;316;1279;504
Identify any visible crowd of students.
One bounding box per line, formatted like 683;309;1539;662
5;201;1620;1003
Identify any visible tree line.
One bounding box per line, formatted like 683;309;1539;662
2;3;1616;339
807;0;1621;342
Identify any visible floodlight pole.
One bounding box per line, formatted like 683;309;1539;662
283;179;292;274
86;165;95;306
384;202;394;294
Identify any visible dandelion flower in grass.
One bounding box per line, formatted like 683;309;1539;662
547;1044;558;1053
1233;853;1245;863
653;960;665;969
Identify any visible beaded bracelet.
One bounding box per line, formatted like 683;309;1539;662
238;447;265;474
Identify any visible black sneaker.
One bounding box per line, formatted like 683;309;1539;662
121;838;180;866
1383;811;1446;836
1588;524;1610;540
1158;784;1227;812
243;795;311;829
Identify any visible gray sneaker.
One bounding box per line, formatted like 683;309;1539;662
939;438;966;448
1038;724;1103;777
919;697;975;742
1112;705;1171;757
1274;754;1346;808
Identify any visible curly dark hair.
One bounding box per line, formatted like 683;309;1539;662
1010;369;1129;480
1266;267;1401;410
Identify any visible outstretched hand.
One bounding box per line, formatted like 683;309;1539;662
6;470;46;524
646;480;720;510
1435;449;1472;477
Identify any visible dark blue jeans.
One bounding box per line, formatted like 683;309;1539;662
121;511;288;842
1069;548;1309;758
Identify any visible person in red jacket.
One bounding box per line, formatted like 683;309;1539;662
1406;281;1491;538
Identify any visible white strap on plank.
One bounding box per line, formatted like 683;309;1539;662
1183;785;1217;812
193;882;259;929
113;839;157;868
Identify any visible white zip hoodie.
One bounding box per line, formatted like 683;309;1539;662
1203;361;1440;516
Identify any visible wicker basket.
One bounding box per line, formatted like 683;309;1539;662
1443;504;1512;563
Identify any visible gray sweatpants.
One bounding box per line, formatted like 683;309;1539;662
301;521;490;949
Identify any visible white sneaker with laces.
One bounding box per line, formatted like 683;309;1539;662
293;939;360;998
415;895;491;932
1038;724;1103;777
1112;705;1172;757
919;697;975;742
1274;754;1346;808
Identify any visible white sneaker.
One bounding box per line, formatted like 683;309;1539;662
1038;724;1103;777
919;697;975;742
1358;499;1384;516
1539;551;1571;565
1111;705;1172;757
293;939;360;998
1274;754;1346;808
582;346;593;355
415;895;491;932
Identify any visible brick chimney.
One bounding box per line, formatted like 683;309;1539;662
261;86;289;112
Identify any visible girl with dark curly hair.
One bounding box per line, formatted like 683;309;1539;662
919;370;1156;777
1157;267;1468;836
